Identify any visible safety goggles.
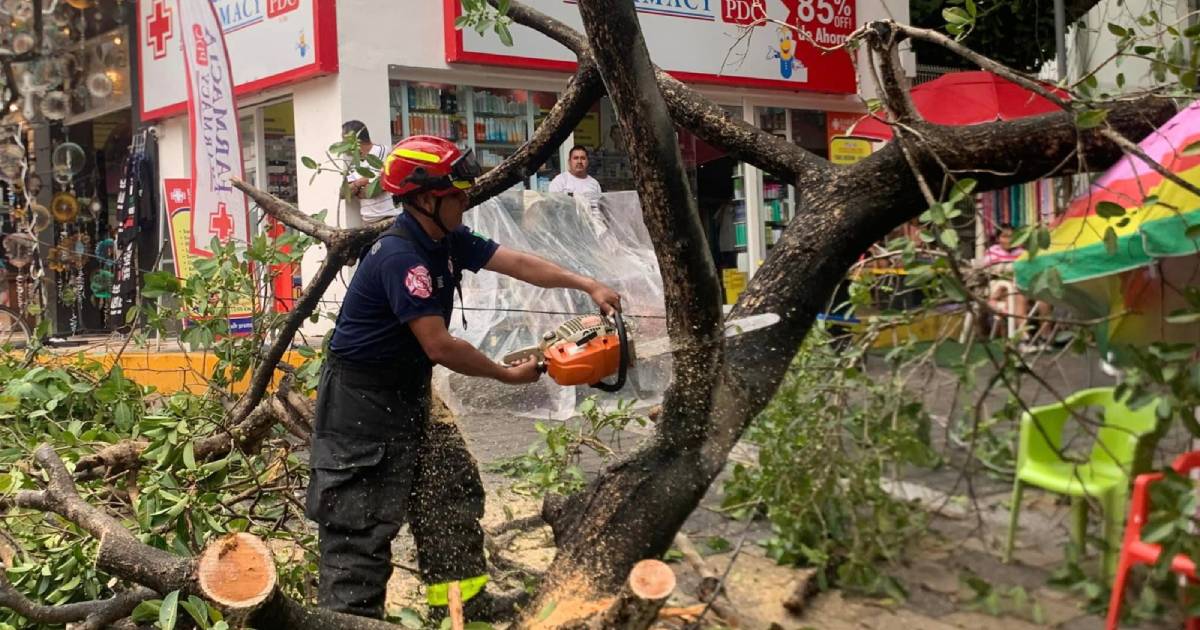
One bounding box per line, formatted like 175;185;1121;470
447;148;482;190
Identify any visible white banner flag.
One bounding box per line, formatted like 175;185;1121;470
179;0;249;256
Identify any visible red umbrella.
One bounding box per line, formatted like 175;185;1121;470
850;71;1067;141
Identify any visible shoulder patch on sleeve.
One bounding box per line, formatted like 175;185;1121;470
404;265;433;299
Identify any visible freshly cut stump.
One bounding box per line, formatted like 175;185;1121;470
196;533;277;613
601;559;677;629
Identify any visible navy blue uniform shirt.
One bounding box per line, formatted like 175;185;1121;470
329;212;499;364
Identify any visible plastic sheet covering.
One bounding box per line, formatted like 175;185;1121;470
433;190;670;420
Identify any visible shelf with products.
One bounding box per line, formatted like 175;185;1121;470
389;81;467;144
471;87;530;153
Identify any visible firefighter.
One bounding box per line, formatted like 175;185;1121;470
305;135;620;619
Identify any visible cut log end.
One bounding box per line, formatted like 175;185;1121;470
628;559;676;601
196;533;277;611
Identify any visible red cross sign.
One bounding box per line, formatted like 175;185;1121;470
209;202;235;241
147;0;174;60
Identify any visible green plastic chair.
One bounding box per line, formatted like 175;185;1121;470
1003;387;1159;577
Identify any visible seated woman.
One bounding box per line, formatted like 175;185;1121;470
982;225;1055;347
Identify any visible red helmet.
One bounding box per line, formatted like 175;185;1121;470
381;135;481;198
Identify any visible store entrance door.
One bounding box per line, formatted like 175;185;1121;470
238;99;300;312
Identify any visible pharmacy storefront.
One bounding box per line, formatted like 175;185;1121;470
141;0;907;317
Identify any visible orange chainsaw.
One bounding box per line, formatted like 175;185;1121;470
501;311;780;392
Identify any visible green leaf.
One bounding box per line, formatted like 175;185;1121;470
179;599;207;627
1142;518;1176;543
497;0;510;14
182;442;196;471
1183;71;1198;91
300;156;319;170
159;590;179;630
1103;227;1119;255
1107;23;1128;37
454;14;471;28
398;608;424;629
132;600;161;623
364;153;384;169
942;7;970;24
705;536;732;553
537;600;557;622
496;22;514;47
1096;201;1126;219
939;229;960;249
142;271;181;299
1182;141;1200;157
1076;109;1109;129
114;401;134;430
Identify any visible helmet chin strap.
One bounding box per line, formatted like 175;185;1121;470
409;195;452;237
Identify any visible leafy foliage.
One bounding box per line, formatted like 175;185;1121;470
722;330;938;598
488;397;646;497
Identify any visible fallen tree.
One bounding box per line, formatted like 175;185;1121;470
0;0;1183;627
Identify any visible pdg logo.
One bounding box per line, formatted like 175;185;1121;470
267;0;300;18
721;0;767;26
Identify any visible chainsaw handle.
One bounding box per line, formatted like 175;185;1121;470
592;311;627;393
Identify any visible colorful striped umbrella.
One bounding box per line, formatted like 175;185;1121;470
1014;101;1200;348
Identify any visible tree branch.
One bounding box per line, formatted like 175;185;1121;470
1100;126;1200;200
865;22;919;123
501;0;589;54
0;565;153;628
876;21;1071;109
3;446;422;630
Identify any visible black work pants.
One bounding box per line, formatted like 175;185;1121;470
305;355;487;618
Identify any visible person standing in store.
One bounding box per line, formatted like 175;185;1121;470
306;134;621;621
549;145;606;233
342;120;400;222
549;145;603;202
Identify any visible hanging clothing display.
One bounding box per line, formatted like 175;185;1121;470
108;129;158;325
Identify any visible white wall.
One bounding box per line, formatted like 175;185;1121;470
1067;0;1191;92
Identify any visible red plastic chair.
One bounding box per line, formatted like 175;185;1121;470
1106;450;1200;630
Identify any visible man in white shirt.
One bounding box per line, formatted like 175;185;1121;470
548;145;605;233
549;145;602;202
343;120;400;222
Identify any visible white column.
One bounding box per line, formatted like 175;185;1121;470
292;58;392;336
742;99;764;278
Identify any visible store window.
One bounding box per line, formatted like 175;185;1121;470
531;91;561;191
572;97;633;192
388;82;563;190
65;29;132;124
791;109;829;158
